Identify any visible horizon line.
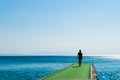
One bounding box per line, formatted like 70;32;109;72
0;54;120;56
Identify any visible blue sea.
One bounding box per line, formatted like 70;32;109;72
0;56;120;80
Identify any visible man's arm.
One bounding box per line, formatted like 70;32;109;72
77;53;79;59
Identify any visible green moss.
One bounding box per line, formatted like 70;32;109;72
40;64;91;80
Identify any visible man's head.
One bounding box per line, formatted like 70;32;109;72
79;49;81;52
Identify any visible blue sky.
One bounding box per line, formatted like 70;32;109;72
0;0;120;55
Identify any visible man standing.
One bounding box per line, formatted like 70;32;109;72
77;50;83;66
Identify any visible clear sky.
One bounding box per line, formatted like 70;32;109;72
0;0;120;56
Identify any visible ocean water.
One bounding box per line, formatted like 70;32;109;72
0;56;120;80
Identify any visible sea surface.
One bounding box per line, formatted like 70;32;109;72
0;56;120;80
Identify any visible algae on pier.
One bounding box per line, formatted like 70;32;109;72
38;64;91;80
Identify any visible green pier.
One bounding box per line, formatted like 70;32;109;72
38;64;94;80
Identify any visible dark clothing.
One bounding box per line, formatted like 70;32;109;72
77;52;82;66
78;59;82;66
78;53;82;60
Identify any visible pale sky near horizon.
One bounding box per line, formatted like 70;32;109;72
0;0;120;55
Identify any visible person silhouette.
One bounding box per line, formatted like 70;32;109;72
77;50;83;66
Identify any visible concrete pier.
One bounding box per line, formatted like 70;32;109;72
38;64;98;80
91;64;98;80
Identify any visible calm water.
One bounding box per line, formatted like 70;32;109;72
0;56;120;80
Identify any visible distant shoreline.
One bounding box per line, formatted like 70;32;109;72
0;55;120;56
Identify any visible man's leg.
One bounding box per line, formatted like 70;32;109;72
80;60;81;66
